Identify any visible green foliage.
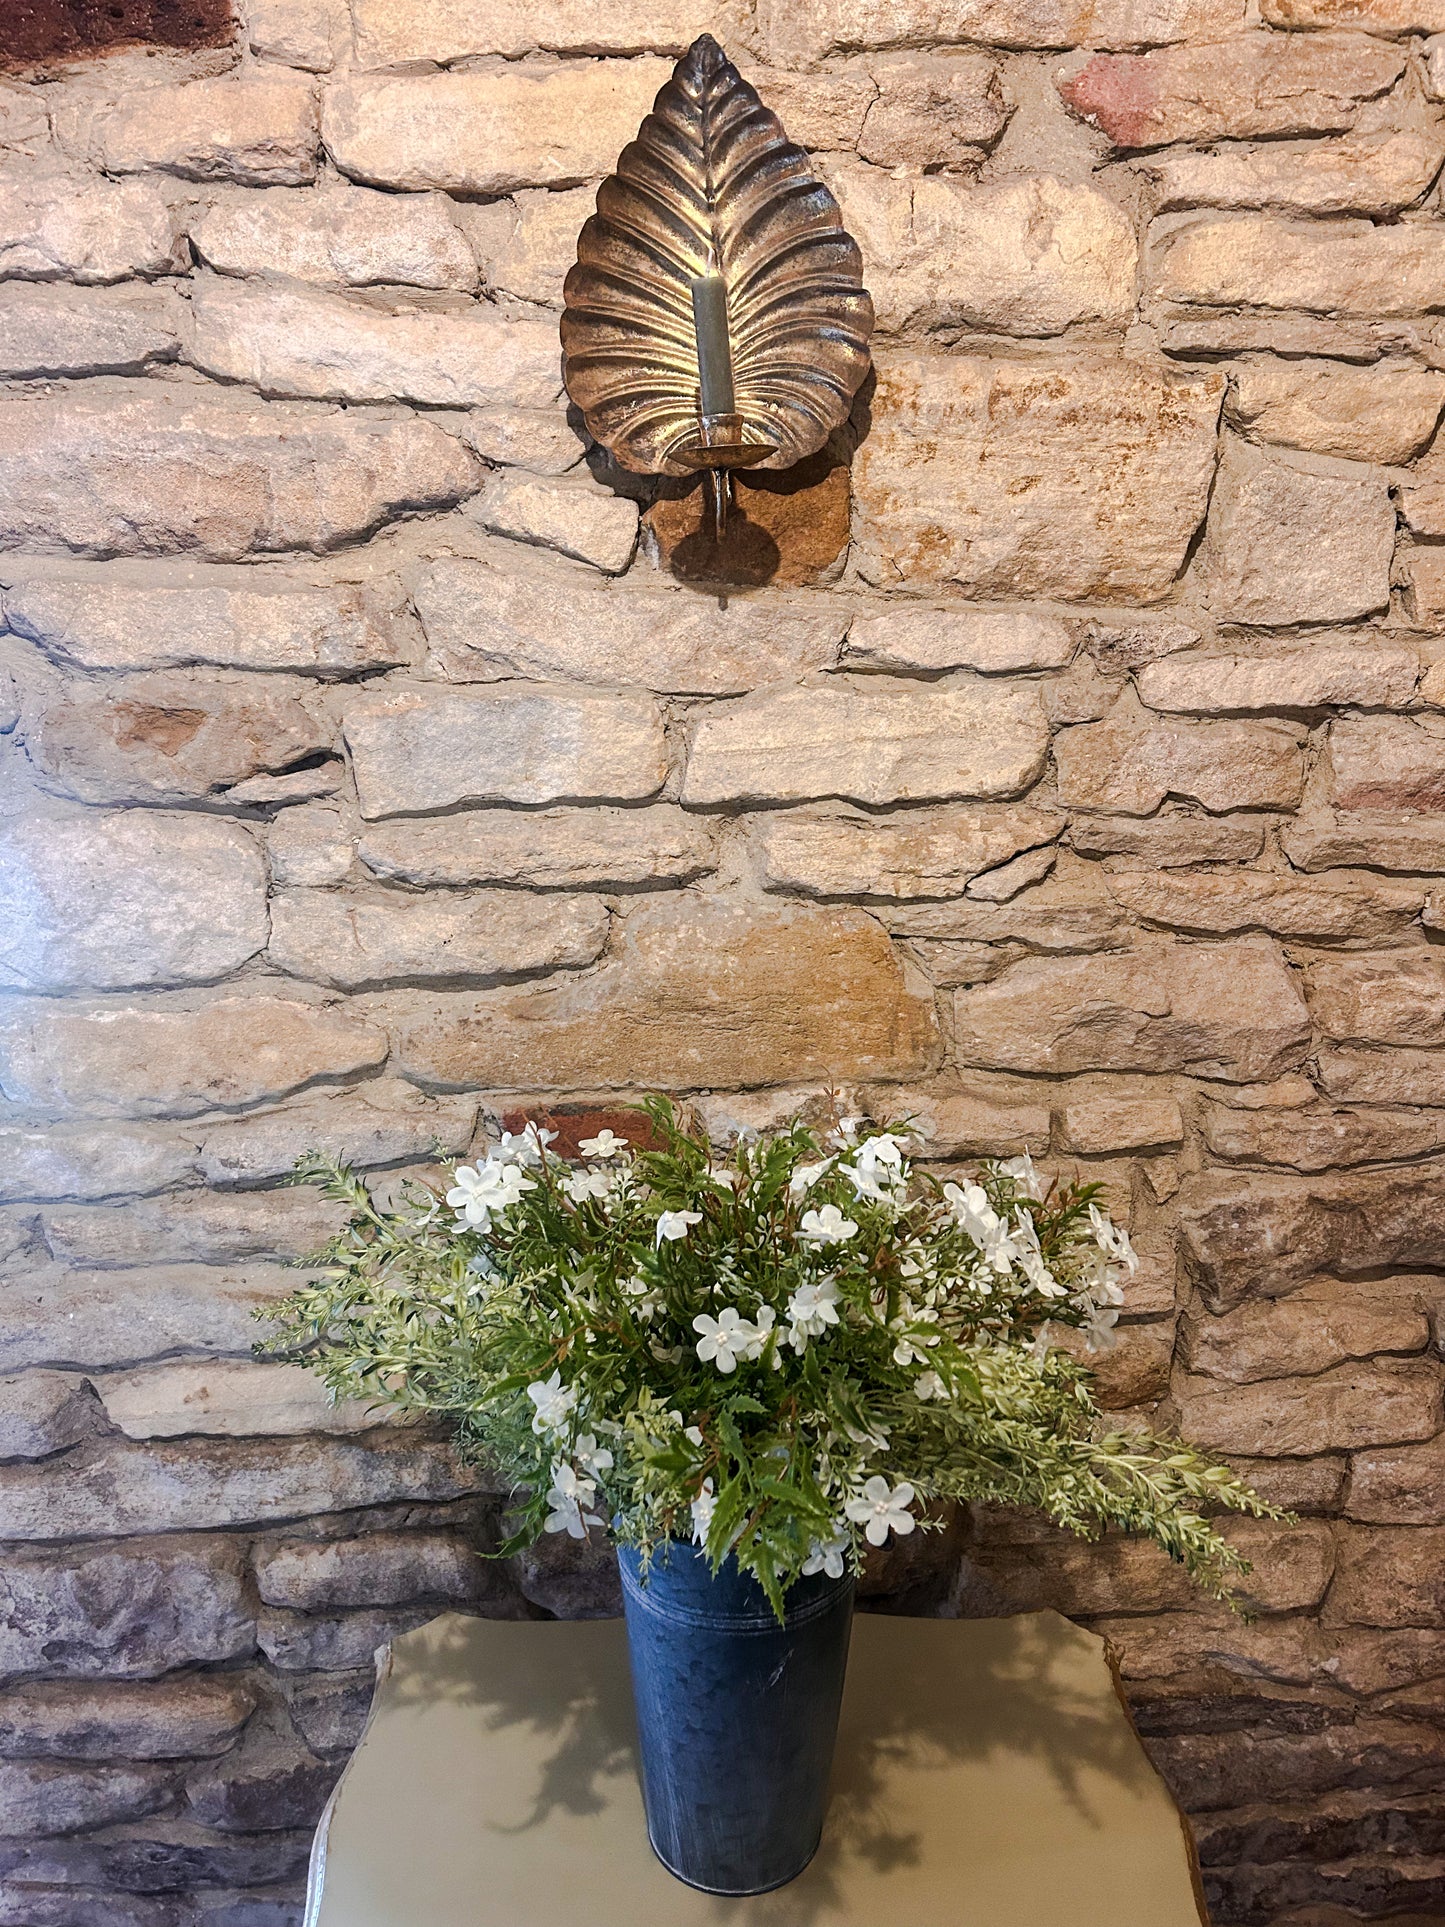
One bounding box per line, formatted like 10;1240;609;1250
260;1099;1286;1618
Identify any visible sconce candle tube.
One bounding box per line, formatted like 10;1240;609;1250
690;263;735;418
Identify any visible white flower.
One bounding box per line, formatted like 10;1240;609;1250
495;1124;556;1168
786;1275;840;1339
914;1370;948;1401
563;1168;612;1204
690;1478;716;1545
1082;1304;1121;1352
797;1203;858;1245
1012;1213;1068;1300
579;1128;627;1158
943;1180;1020;1274
845;1475;917;1547
446;1157;537;1229
788;1157;834;1198
574;1432;614;1480
526;1370;577;1437
741;1305;776;1362
802;1530;850;1579
624;1273;663;1321
655;1208;703;1247
1089;1204;1139;1275
543;1461;601;1539
693;1307;756;1373
997;1151;1045;1202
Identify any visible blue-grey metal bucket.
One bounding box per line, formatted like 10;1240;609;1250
617;1541;854;1895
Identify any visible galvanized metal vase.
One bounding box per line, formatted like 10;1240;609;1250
617;1541;854;1895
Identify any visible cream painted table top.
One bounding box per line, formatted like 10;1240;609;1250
306;1609;1207;1927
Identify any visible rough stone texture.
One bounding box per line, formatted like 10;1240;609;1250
188;276;562;412
189;181;476;290
1059;34;1405;149
322;63;671;194
953;938;1310;1078
2;24;1443;1921
0;390;476;561
376;895;939;1091
0;809;267;992
681;676;1049;806
342;686;668;819
268;888;609;988
852;354;1222;601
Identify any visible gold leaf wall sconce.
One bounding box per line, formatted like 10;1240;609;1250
560;34;875;549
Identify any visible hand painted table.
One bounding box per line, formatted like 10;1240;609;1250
305;1608;1207;1927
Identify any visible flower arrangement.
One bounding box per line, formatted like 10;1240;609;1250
262;1098;1280;1616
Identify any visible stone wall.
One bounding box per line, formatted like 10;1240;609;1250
1;1;1444;1922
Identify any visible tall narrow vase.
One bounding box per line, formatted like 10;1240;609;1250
617;1542;855;1895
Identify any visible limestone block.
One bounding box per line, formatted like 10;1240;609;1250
269;888;609;989
1201;445;1395;626
253;1531;487;1610
1182;1286;1433;1382
1150;212;1445;316
0;1434;484;1540
19;669;332;807
1059;33;1405;147
856;51;1010;165
0;995;387;1119
748;0;1247;63
1348;1434;1445;1525
0;1373;95;1461
1324;716;1445;813
885;862;1128;951
0;1760;174;1838
268;802;356;887
244;0;339;68
1308;951;1445;1047
188;276;561;411
455;185;598;309
411;550;845;694
825;162;1135;338
852;354;1222;601
95;1360;377;1438
943;845;1053;898
1105;867;1422;940
0;284;179;380
1403;549;1445;629
40;1188;346;1266
373;894;939;1091
755;804;1065;898
0;1123;198;1204
953;938;1310;1079
1317;1046;1445;1103
1327;1526;1445;1627
843;606;1074;675
1053;698;1304;815
0;170;186;283
1056;1088;1184;1151
1395;444;1445;538
1177;1162;1445;1305
0;84;51;157
0;389;476;561
0;1540;254;1681
197;1079;477;1185
0;1262;301;1373
190;181;476;289
1141;125;1445;217
463;405;587;477
470;470;638;575
1283;811;1445;874
342;685;668;819
1206;1102;1445;1169
358;805;717;890
255;1605;437;1672
1177;1361;1443;1455
3;568;408;677
63;74;321;186
0;807;267;992
322;62;671;195
1069;812;1267;865
682;675;1048;806
349;0;717;61
1264;0;1445;26
1225;358;1445;464
0;1676;255;1762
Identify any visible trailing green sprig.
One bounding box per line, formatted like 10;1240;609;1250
260;1098;1284;1618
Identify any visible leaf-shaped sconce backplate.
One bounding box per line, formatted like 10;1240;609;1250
560;34;874;478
